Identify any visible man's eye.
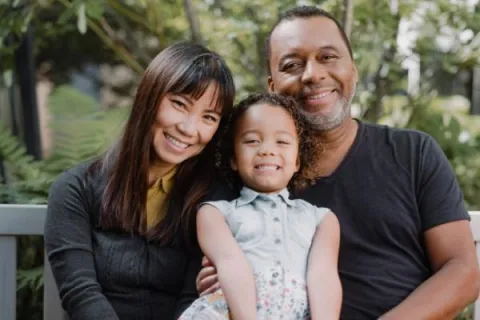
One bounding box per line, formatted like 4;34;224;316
282;62;301;71
323;54;338;61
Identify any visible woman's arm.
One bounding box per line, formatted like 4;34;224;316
307;212;342;320
44;169;119;320
196;204;257;320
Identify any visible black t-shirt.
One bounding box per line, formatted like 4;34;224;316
211;120;470;319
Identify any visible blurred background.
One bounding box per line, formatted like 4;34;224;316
0;0;479;319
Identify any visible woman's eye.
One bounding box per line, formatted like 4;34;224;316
204;115;218;122
172;100;186;108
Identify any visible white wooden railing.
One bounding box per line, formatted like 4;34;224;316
0;205;479;320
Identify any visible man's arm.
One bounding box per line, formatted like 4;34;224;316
195;257;219;296
197;204;257;320
380;220;479;320
381;134;479;319
307;212;342;320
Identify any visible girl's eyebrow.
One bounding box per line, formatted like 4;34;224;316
239;129;259;136
275;130;295;136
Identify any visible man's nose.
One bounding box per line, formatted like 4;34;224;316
301;60;327;85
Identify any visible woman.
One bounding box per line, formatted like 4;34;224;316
44;42;235;320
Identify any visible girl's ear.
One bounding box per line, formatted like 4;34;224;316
295;156;300;172
230;157;238;171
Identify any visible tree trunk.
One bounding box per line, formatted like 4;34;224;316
470;67;480;115
363;7;401;123
342;0;354;39
183;0;203;44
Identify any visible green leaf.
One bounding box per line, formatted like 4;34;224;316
58;6;77;25
85;0;104;20
77;2;87;34
2;69;12;87
17;266;44;292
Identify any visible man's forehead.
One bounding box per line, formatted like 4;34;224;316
270;17;343;57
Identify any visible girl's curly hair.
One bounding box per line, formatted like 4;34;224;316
216;92;322;193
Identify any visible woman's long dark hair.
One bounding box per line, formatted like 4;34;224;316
89;42;235;249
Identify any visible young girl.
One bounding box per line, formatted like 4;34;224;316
179;93;341;320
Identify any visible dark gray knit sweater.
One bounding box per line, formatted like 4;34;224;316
44;162;201;320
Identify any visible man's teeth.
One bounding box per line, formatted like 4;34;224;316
166;135;189;148
306;91;333;100
255;165;279;170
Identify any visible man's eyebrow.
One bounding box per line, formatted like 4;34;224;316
278;45;342;66
319;45;341;53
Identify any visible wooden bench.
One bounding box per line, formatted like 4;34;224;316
0;204;67;320
1;204;479;320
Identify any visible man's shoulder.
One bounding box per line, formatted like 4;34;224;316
361;121;434;150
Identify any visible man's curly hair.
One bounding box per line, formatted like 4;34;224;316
216;92;322;193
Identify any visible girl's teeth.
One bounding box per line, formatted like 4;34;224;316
166;135;188;148
257;165;278;171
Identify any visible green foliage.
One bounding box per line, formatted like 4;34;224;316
0;123;51;203
1;0;479;319
16;235;45;320
44;85;122;172
0;85;128;320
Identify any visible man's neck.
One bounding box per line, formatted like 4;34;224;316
310;117;359;177
313;117;358;151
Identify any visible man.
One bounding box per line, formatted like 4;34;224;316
197;6;479;319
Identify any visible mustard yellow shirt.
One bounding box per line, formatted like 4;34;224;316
146;167;176;227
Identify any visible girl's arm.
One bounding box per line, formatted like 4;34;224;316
196;204;257;320
307;212;342;320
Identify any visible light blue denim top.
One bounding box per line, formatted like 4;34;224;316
203;186;330;278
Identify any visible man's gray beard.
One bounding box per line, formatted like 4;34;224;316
298;83;356;132
298;99;349;131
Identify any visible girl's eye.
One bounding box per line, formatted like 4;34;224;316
244;140;258;144
278;140;290;145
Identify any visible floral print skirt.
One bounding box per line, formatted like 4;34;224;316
178;265;310;320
